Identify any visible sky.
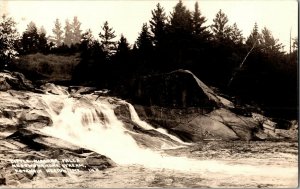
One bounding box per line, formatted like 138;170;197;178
0;0;298;52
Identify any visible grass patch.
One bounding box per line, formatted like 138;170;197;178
12;53;80;83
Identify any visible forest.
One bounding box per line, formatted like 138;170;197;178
0;0;298;119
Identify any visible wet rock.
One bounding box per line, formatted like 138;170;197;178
85;154;116;170
133;105;210;129
40;83;69;95
11;71;34;90
0;77;11;91
6;180;19;186
0;177;6;185
6;129;47;151
40;100;64;115
275;129;298;140
69;86;97;95
208;108;260;140
1;109;16;119
19;109;52;125
114;103;131;120
133;105;275;141
0;91;25;109
0;71;34;91
179;115;240;141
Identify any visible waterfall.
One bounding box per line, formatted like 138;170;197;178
123;101;190;145
39;95;182;166
37;90;297;177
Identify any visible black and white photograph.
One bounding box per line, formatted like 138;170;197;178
0;0;298;188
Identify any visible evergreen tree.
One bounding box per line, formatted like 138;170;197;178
211;9;231;41
289;37;298;64
74;28;106;83
21;21;40;54
80;29;98;59
169;0;193;33
116;34;130;56
80;29;94;49
71;16;82;44
260;27;283;54
80;29;105;61
167;0;194;68
192;2;209;37
230;23;244;44
51;18;64;47
64;19;72;46
99;21;117;57
292;37;298;52
149;3;167;47
0;15;19;69
136;23;153;54
115;34;131;76
39;26;47;36
246;22;261;47
38;26;49;53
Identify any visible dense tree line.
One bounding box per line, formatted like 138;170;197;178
0;0;298;119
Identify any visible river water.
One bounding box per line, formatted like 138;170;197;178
28;87;297;187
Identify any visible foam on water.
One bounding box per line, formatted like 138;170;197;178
123;101;190;145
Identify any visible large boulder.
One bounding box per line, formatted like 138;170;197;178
84;153;116;170
208;108;259;140
129;69;233;109
133;105;295;142
175;115;240;141
19;109;52;125
0;71;34;91
127;70;296;141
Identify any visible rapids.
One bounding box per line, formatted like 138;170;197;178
32;86;296;183
40;92;193;167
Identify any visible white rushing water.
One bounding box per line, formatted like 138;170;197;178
124;101;191;145
36;88;297;182
40;94;189;166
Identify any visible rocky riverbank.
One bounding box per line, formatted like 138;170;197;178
0;71;298;187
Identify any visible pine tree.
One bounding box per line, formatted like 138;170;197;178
38;26;48;53
64;19;72;46
246;22;261;47
71;16;82;44
136;23;153;53
290;37;298;64
0;14;19;68
116;34;130;56
52;18;63;47
191;1;212;44
230;23;244;44
39;26;47;36
211;9;232;41
81;29;94;48
149;3;167;47
115;34;130;69
169;0;193;33
292;37;298;52
192;2;207;35
21;21;40;54
80;29;95;59
260;27;283;54
99;21;117;57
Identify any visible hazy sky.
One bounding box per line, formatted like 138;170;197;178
1;0;298;52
